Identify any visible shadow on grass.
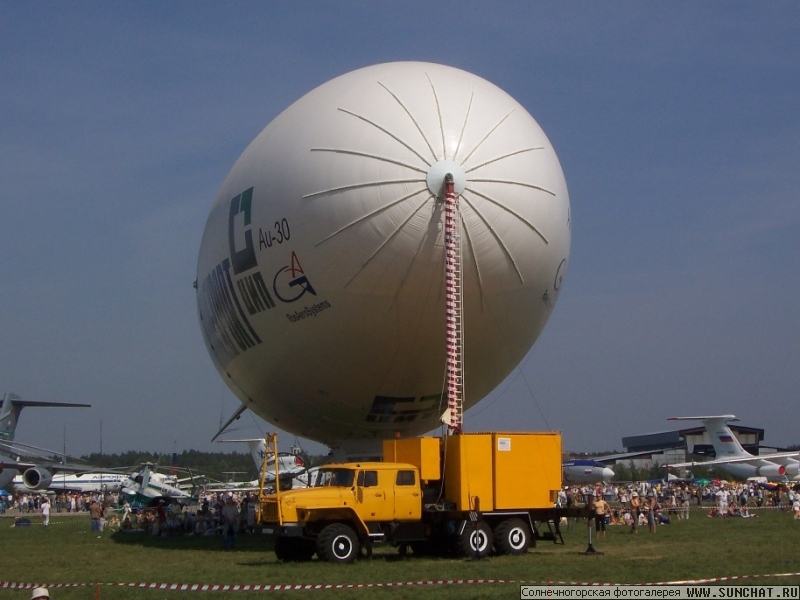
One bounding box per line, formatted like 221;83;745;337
380;553;460;564
236;558;275;567
109;529;274;554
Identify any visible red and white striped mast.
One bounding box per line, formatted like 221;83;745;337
443;173;463;434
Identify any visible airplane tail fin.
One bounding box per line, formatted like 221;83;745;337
243;439;304;479
668;415;751;459
0;393;22;441
246;439;267;470
0;393;90;443
214;438;268;470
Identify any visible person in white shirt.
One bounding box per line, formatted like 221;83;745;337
717;488;730;515
41;497;50;527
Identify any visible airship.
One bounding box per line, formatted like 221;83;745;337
196;62;571;455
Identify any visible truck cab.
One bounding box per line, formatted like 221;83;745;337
261;462;423;562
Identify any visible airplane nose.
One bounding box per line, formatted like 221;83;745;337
602;468;615;481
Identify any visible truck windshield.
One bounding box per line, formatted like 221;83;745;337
316;468;355;488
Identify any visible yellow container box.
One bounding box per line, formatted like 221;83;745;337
382;436;441;481
443;432;562;512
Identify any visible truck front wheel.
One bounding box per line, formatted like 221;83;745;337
458;521;492;558
317;523;360;563
494;518;531;555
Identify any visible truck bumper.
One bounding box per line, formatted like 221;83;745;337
263;523;304;537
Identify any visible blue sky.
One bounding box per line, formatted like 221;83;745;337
2;2;798;457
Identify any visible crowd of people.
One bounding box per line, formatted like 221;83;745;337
1;490;123;515
559;480;800;534
114;490;256;548
1;488;260;547
3;479;800;543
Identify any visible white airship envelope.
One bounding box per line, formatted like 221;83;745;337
197;62;571;450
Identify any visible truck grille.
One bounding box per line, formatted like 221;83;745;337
262;499;279;523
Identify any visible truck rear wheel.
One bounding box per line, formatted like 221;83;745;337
274;536;316;562
494;518;531;555
317;523;360;563
458;521;492;558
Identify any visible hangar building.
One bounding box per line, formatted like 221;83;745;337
611;422;770;472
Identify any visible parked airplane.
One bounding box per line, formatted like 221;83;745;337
119;463;194;506
0;392;91;491
13;471;127;494
213;438;307;490
666;415;799;482
562;459;615;485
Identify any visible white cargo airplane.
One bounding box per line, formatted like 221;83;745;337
13;471;128;494
0;392;91;491
666;415;799;482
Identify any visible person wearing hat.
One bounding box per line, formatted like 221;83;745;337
629;491;640;534
30;587;49;600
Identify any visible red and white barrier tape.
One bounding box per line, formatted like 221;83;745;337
2;572;799;592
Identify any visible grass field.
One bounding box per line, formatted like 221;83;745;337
1;508;799;599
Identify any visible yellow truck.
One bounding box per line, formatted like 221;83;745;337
259;431;583;563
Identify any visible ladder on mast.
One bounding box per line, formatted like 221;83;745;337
443;173;463;434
